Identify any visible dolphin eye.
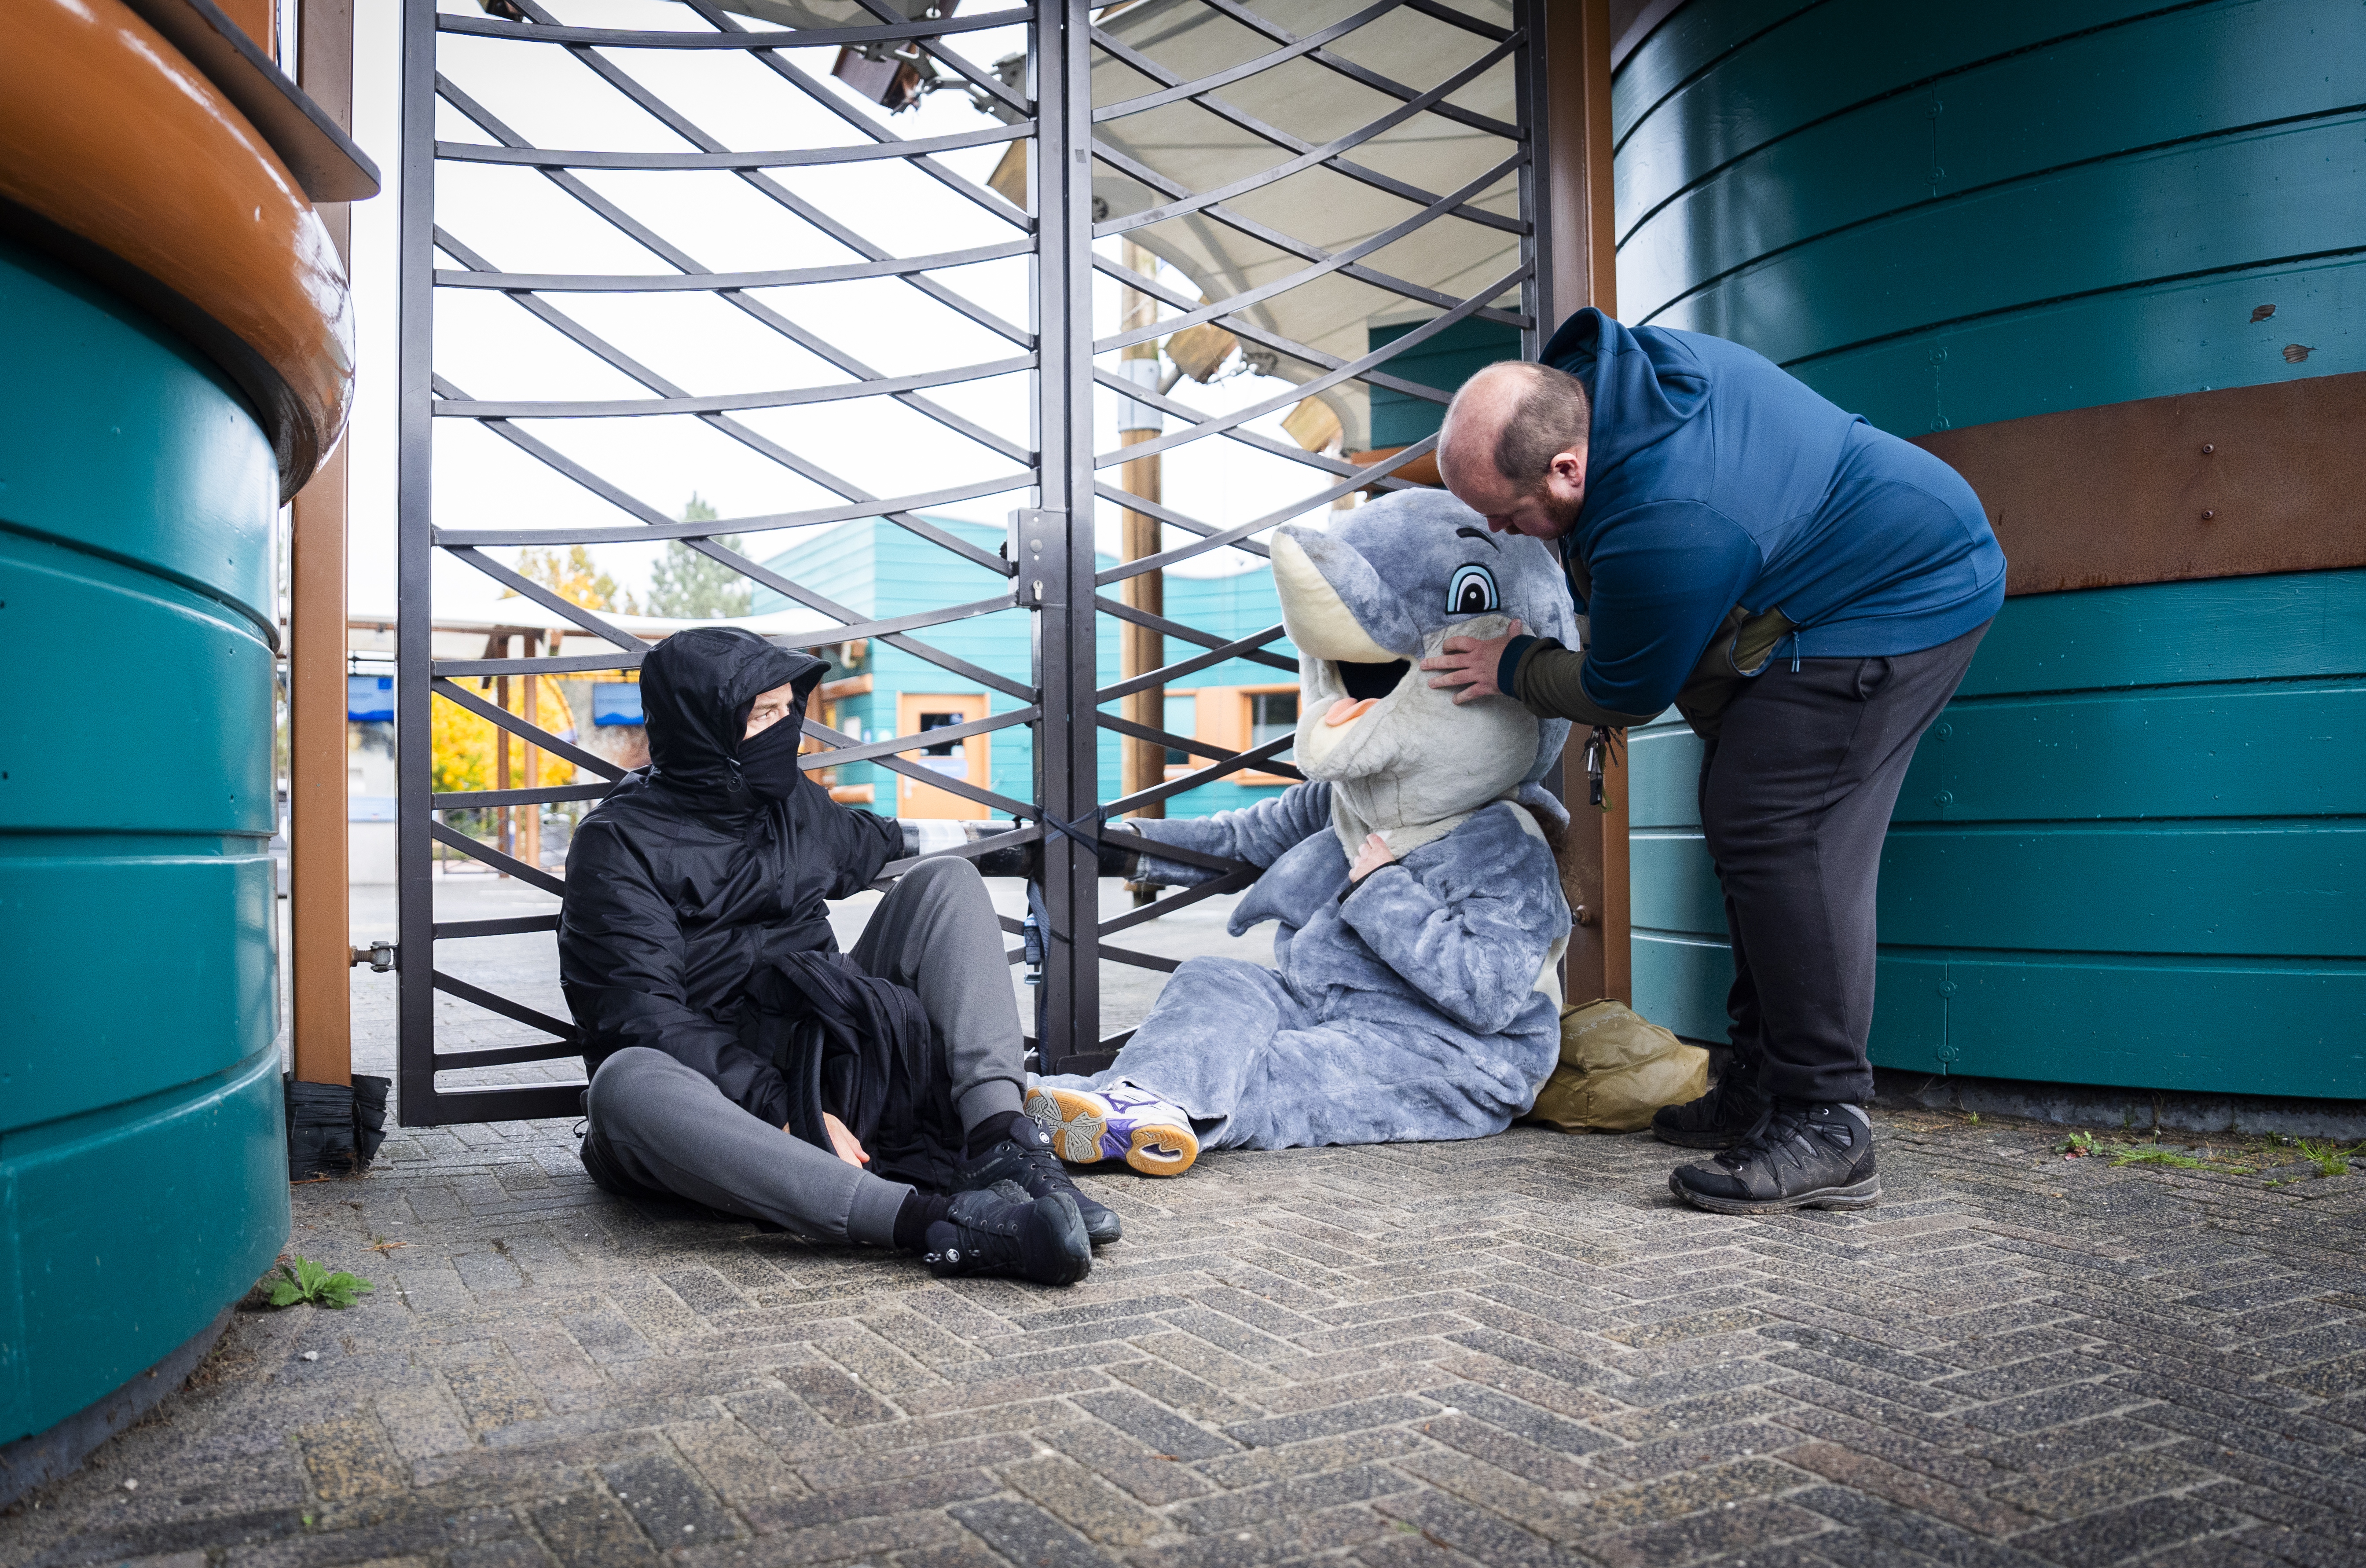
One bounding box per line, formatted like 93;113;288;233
1447;564;1499;615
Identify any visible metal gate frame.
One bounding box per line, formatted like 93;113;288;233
394;0;1554;1126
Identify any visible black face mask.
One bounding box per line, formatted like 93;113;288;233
733;710;807;802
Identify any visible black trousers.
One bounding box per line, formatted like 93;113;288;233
1698;621;1989;1103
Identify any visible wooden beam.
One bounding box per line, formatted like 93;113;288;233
288;0;354;1085
1537;0;1630;1004
1913;370;2366;597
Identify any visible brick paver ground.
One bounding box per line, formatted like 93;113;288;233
7;884;2366;1566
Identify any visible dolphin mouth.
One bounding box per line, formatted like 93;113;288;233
1335;659;1408;702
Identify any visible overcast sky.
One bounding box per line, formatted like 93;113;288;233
341;0;1342;619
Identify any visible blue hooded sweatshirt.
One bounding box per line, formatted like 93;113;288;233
1498;310;2005;722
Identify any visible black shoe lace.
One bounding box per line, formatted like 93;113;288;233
1717;1102;1812;1170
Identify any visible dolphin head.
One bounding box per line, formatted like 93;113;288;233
1269;487;1574;835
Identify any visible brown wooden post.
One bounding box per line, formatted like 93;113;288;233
1117;240;1165;836
520;632;542;872
287;0;355;1085
1538;0;1631;1004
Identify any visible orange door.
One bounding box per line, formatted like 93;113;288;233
893;692;989;819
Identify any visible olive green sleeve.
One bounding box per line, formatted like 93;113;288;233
1506;639;1659;729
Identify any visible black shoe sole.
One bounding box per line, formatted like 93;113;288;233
1079;1208;1123;1247
1019;1194;1094;1286
1666;1170;1882;1214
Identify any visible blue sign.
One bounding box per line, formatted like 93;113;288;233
591;683;645;725
347;674;394;722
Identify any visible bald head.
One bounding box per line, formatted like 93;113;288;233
1438;361;1591;542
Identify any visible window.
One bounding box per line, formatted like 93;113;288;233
918;711;966;777
1250;691;1298;752
1163;693;1197;767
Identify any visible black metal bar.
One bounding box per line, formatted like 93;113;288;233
437;8;1031;48
430;1040;580;1070
1092;598;1291;667
433;915;561;939
1097;437;1441;584
430;677;626;782
430;971;583;1044
1100;735;1298;819
395;0;440;1128
435;784;611;810
431;821;569;896
1095;711;1305;778
1092;0;1404;122
1029;0;1100;1078
1096;37;1521;238
1086;22;1522;236
1087;481;1273;556
433;355;1034;418
1093;152;1525;358
1094;868;1258;938
437;121;1027;169
1084;138;1529;336
1094;269;1525;468
435;238;1033;292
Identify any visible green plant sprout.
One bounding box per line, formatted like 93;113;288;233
2296;1139;2364;1178
2108;1145;2255;1174
2058;1130;2097;1156
268;1256;374;1309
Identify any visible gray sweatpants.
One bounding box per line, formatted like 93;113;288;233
580;856;1025;1246
1701;622;1989;1104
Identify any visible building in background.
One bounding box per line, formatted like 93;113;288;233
754;517;1298;821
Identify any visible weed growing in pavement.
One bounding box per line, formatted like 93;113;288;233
2296;1139;2363;1178
2058;1130;2098;1157
2109;1145;2256;1174
268;1256;374;1309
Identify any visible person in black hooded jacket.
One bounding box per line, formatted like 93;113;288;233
558;627;1115;1285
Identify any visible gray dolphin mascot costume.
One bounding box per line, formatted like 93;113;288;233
1027;488;1575;1172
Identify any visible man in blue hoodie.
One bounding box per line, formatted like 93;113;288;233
1424;308;2005;1214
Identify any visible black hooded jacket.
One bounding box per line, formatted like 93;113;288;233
558;628;901;1128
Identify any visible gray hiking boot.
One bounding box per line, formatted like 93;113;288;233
1668;1100;1880;1214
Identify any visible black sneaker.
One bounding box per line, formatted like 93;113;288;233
1668;1100;1880;1214
1651;1069;1769;1149
956;1121;1123;1246
922;1186;1093;1285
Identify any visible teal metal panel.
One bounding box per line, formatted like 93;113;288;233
1367;318;1522;447
0;240;277;628
1796;254;2366;437
1612;2;2366;1096
1619;0;2366;326
1651;113;2366;385
0;244;285;1443
1613;0;2178;236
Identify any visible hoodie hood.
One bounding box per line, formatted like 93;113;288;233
1539;307;1710;532
640;627;828;809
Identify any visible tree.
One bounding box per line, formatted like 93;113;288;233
509;542;636;614
644;492;752;619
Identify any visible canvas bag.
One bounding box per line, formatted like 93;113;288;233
1526;998;1709;1133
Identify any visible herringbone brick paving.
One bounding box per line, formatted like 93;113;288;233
8;1107;2366;1568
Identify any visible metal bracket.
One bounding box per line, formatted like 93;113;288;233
350;941;397;973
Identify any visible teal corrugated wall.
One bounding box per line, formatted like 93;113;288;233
0;241;290;1441
1616;0;2366;1095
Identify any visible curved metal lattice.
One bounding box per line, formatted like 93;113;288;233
395;0;1541;1122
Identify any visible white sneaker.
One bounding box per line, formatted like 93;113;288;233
1024;1081;1199;1176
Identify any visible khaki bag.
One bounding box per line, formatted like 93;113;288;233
1526;998;1709;1133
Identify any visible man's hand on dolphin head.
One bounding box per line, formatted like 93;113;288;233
1421;361;1589;703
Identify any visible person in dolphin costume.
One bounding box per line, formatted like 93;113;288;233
1026;488;1576;1171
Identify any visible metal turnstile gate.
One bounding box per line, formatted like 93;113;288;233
395;0;1549;1124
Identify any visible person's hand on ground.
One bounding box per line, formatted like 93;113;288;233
1420;618;1523;704
820;1113;869;1168
1348;833;1397;883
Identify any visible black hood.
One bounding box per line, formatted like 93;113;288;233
639;628;828;804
